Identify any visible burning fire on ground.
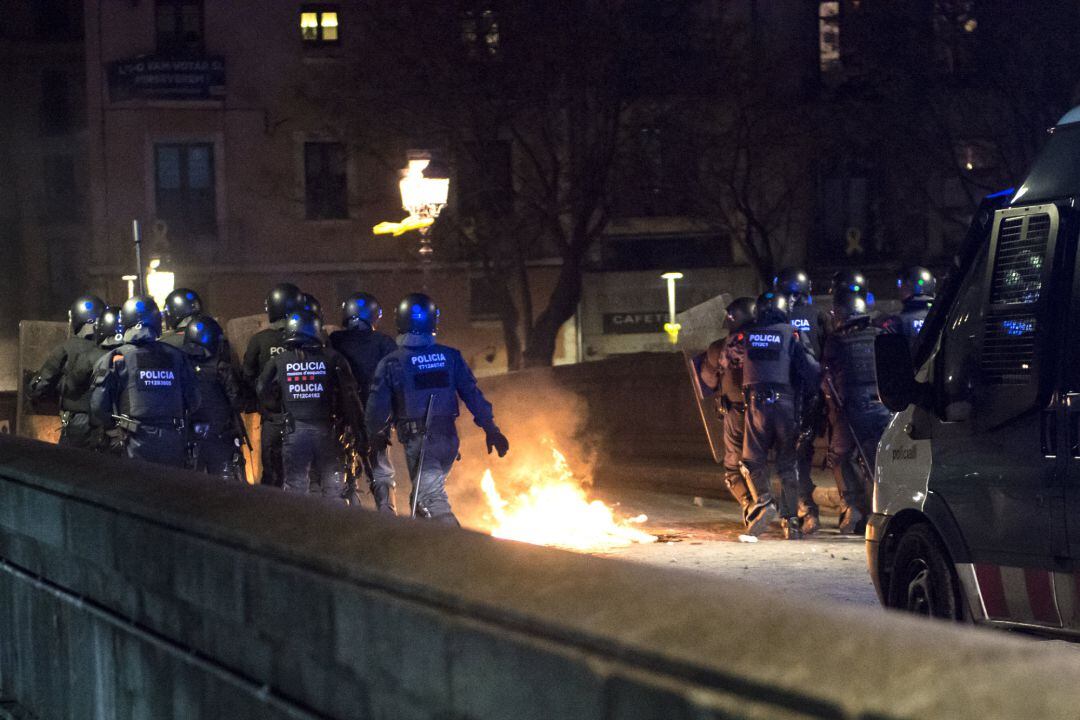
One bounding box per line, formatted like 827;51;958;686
479;441;657;553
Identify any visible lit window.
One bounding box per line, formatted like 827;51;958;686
300;6;339;44
819;1;841;73
462;9;500;58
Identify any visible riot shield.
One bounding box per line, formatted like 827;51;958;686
16;321;69;442
683;348;724;464
225;314;266;484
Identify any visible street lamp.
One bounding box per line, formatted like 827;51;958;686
146;258;175;311
661;272;683;345
372;153;450;261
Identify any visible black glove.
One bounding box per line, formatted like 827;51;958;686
485;429;510;458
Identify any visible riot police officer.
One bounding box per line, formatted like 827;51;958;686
242;282;302;487
29;294;106;449
184;315;247;481
699;297;756;526
256;309;363;498
821;288;891;534
735;292;820;538
90;295;199;467
774;267;826;533
330;292;399;513
366;293;509;525
830;269;869;299
300;293;324;323
89;306;125;455
880;266;936;353
160;288;203;348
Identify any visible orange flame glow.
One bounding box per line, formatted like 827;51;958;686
480;445;656;552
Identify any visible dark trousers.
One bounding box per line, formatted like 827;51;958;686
283;421;345;499
368;447;396;513
827;395;891;510
796;390;824;514
126;423;186;468
58;412;97;451
721;404;752;512
402;430;460;524
742;390;799;518
260;417;285;488
195;435;243;482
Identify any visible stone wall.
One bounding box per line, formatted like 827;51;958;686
3;436;1080;718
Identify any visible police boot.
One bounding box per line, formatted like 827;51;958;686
838;504;864;535
799;505;820;536
782;516;803;540
745;501;778;537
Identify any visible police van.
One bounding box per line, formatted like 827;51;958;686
869;106;1080;636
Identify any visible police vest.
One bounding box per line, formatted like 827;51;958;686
191;358;232;428
117;343;187;423
389;344;461;420
330;329;396;405
275;348;336;423
898;301;930;350
788;304;822;358
720;335;745;403
826;324;880;396
741;323;795;388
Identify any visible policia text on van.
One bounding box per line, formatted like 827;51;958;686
868;105;1080;637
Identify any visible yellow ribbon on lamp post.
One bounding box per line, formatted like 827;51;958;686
372;215;435;237
661;271;684;345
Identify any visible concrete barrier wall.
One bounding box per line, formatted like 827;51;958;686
4;436;1080;719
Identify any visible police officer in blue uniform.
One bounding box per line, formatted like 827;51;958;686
821;288;892;534
91;295;200;467
160;288;203;348
184;315;247;481
29;295;106;450
242;282;303;487
774;267;826;534
89;306;126;455
331;292;399;513
735;292;820;538
257;309;363;499
880;266;936;353
700;297;756;526
366;293;509;525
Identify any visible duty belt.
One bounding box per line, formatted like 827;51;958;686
744;387;793;404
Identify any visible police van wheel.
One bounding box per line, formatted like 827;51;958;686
887;523;962;620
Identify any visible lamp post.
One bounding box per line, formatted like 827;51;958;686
660;272;683;345
373;152;450;290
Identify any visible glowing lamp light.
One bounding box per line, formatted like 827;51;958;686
145;258;175;312
372;154;451;268
660;272;684;345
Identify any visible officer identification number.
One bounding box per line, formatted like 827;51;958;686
747;332;782;361
285;360;326;400
136;365;175;390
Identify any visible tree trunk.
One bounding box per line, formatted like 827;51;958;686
522;255;582;368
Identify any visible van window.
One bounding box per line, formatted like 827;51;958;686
937;240;989;421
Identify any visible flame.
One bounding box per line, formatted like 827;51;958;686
480;446;656;552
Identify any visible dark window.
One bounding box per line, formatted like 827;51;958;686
40;70;72;136
462;9;500;58
304;142;348;220
155;143;216;238
156;0;204;54
34;0;77;39
42;154;78;223
591;235;731;272
300;6;339;44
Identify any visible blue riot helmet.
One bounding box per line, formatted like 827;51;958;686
69;294;105;334
300;292;324;322
724;297;757;332
94;305;125;347
396;293;440;335
773;268;812;302
283;309;322;345
182;314;224;358
830;287;870;326
830;269;868;299
342;292;383;330
265;282;302;323
162;288;203;330
755;291;790;324
120;295;163;339
898;266;937;302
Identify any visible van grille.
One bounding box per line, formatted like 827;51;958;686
981;212;1051;385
